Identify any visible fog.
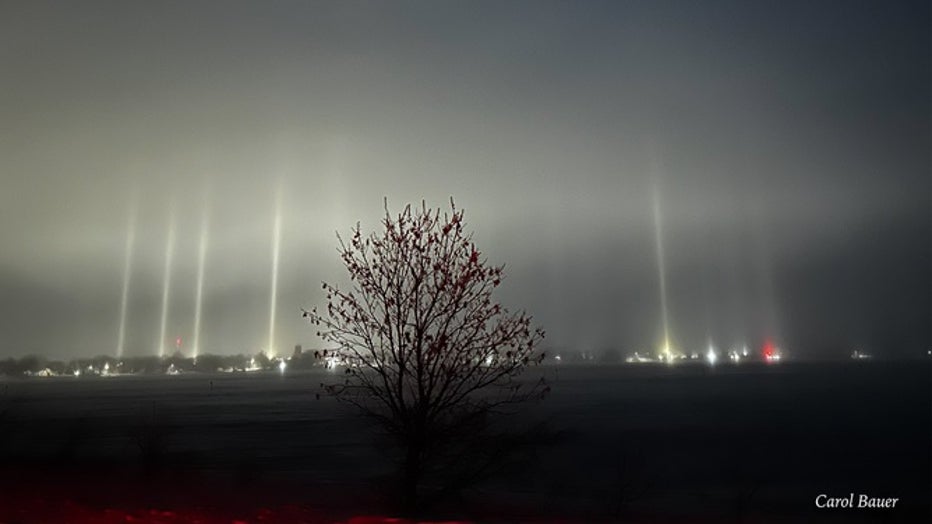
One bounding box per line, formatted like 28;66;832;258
1;1;928;358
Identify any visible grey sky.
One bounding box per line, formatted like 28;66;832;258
1;1;928;359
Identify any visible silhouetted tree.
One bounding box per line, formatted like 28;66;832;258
305;199;547;514
193;354;224;372
253;351;271;369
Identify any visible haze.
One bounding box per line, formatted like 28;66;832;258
1;1;928;359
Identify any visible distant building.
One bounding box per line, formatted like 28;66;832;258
293;344;303;358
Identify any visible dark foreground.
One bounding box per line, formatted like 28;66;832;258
0;361;929;523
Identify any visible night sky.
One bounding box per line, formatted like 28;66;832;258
1;1;928;359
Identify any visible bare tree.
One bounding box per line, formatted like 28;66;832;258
305;199;547;513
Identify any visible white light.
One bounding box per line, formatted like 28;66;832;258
279;360;287;373
192;199;210;360
267;184;283;358
157;205;176;358
116;194;136;359
706;347;717;366
652;182;672;366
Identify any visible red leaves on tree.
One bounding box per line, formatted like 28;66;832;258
304;199;547;429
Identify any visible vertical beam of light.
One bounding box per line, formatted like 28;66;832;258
115;194;137;358
652;183;672;358
192;198;209;360
749;202;780;347
158;203;176;358
699;222;714;347
268;185;283;358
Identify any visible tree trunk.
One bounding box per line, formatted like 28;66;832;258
402;442;421;515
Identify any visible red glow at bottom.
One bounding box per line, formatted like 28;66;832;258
0;497;473;524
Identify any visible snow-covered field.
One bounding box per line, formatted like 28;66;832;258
0;361;928;522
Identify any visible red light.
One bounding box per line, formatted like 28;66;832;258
762;340;774;358
175;336;182;348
